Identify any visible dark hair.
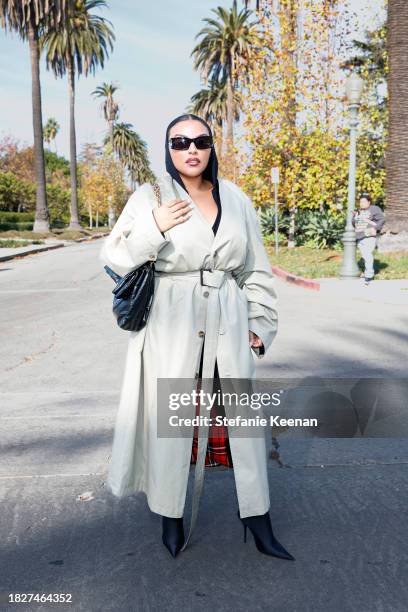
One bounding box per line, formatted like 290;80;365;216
166;113;211;139
360;192;372;203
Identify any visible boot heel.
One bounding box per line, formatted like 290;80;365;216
237;510;247;543
236;509;295;561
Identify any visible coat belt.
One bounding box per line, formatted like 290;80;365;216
154;267;234;550
154;268;233;288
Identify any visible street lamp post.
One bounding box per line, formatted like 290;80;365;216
108;195;115;229
339;70;364;279
271;167;280;255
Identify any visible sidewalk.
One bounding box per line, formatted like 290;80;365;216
271;261;408;306
0;232;109;262
318;277;408;306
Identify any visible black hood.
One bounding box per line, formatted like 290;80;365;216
164;114;221;220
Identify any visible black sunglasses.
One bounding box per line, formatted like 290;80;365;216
168;135;213;150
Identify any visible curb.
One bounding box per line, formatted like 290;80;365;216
74;232;109;243
0;232;109;263
0;243;65;263
271;264;320;291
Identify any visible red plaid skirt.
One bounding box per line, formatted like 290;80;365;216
190;352;233;468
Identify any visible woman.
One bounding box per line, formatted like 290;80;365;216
99;113;294;561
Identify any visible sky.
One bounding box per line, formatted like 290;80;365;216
0;0;385;176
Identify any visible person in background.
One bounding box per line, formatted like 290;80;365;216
352;192;385;285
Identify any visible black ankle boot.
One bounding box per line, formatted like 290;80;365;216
162;516;185;558
237;510;295;561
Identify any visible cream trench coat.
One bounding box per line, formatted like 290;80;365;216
99;172;278;521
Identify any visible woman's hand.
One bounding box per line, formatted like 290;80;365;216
152;198;193;233
249;330;264;349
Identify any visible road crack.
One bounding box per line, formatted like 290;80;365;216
5;330;57;372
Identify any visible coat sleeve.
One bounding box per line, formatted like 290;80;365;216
232;189;279;359
99;183;170;277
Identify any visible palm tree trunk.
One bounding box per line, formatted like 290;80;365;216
214;122;223;161
385;0;408;233
226;73;234;156
108;120;115;225
109;120;114;153
28;21;50;233
67;59;81;230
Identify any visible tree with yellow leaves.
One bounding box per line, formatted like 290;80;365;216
232;1;385;247
79;144;129;228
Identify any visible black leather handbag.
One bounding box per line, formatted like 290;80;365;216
104;183;162;331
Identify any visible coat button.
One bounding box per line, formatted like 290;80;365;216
203;291;209;298
198;330;205;337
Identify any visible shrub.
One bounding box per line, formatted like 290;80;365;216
260;205;346;249
260;207;291;237
0;211;35;222
0;172;35;212
46;184;71;226
0;222;34;231
301;209;346;249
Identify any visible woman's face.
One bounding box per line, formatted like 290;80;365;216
168;120;212;179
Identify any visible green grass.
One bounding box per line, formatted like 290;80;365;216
0;238;44;249
0;239;31;248
266;245;408;280
0;238;46;248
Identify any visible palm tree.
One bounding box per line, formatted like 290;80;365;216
0;0;70;232
103;122;155;187
244;0;261;9
92;82;120;148
386;0;408;232
40;0;114;230
92;82;120;224
191;0;260;160
188;76;242;159
43;117;60;152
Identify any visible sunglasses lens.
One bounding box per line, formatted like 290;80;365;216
170;137;189;150
195;136;212;149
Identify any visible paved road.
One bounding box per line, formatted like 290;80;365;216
0;242;407;612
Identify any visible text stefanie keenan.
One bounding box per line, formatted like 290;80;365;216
168;415;318;428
